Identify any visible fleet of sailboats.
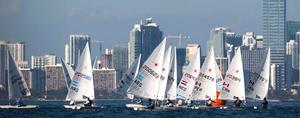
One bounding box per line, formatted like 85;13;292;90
0;38;272;110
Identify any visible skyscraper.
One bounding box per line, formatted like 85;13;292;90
287;21;300;41
263;0;286;90
0;40;9;89
286;40;299;87
112;45;128;83
68;34;91;68
207;27;230;57
31;54;58;69
176;48;186;81
7;42;25;62
128;18;163;66
100;49;113;69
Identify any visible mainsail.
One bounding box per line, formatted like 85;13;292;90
191;47;217;100
60;58;74;89
7;51;31;99
66;42;95;101
246;48;270;100
117;54;141;95
177;47;201;100
157;46;172;100
220;47;245;100
127;38;166;99
165;47;178;100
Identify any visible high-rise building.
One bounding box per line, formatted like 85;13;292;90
0;40;9;89
7;42;25;62
186;44;201;65
68;34;91;68
31;54;58;69
93;68;116;97
297;32;300;54
225;32;243;47
241;46;268;83
65;44;70;64
287;21;300;41
207;27;230;57
128;18;163;66
263;0;286;91
112;45;128;83
100;49;113;69
31;69;45;97
176;48;187;81
270;64;277;90
45;64;67;98
286;40;299;87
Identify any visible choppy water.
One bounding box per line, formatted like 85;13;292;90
0;100;300;118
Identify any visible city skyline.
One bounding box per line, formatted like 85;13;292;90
1;0;300;60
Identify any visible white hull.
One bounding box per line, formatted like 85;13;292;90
64;104;101;110
0;105;37;109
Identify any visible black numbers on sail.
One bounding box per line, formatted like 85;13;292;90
178;85;187;91
134;80;142;87
70;86;79;92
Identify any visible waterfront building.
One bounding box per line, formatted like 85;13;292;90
68;34;91;68
207;27;229;57
45;64;67;99
287;21;300;41
286;40;299;87
31;54;58;69
31;69;46;97
176;48;187;81
112;45;128;83
93;69;116;97
100;49;113;69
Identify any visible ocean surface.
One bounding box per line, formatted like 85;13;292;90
0;99;300;118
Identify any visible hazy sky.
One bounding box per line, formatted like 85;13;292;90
0;0;300;60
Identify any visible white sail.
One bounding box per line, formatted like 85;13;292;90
157;46;172;100
66;42;95;101
117;54;141;96
7;51;31;99
177;47;201;100
127;38;166;99
220;47;245;100
246;48;270;100
165;47;177;100
215;61;224;91
191;47;217;100
60;58;74;89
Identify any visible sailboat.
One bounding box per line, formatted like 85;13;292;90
177;47;201;101
246;48;270;100
116;54;141;99
126;38;166;109
64;42;95;109
219;47;245;102
0;51;37;109
157;46;173;100
165;47;177;100
60;58;74;89
191;47;217;101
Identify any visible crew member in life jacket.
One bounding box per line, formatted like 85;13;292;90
261;97;268;108
206;98;215;106
84;97;93;107
146;99;155;109
16;98;26;107
234;97;242;107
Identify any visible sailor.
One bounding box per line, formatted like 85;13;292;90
186;99;192;107
146;99;155;109
136;98;143;104
16;98;26;107
261;97;268;108
234;97;242;107
155;99;160;107
177;99;183;106
165;99;174;107
84;97;93;107
206;98;214;106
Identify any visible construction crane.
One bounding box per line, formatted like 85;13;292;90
166;34;191;48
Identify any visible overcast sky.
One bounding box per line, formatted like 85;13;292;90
0;0;300;60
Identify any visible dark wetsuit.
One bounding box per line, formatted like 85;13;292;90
262;100;268;108
234;99;242;107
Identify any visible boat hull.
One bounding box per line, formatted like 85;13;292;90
0;105;37;109
64;104;100;110
211;99;226;107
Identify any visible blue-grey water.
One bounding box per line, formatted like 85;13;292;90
0;100;300;118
